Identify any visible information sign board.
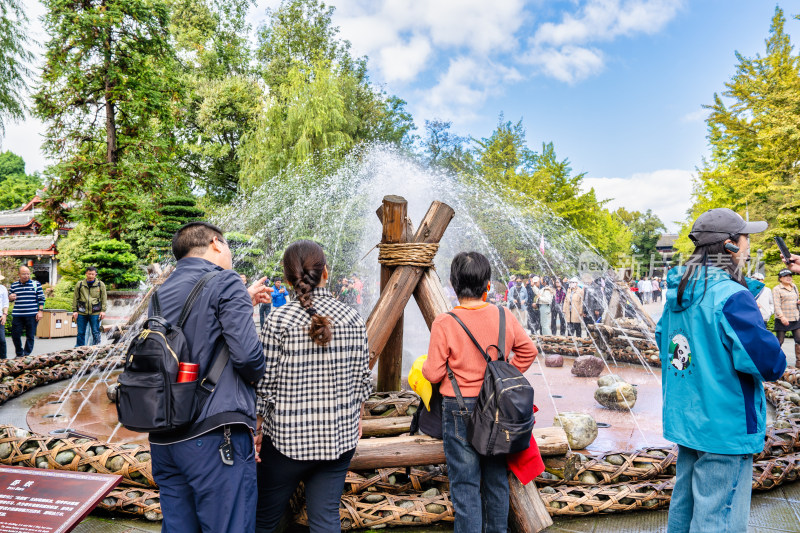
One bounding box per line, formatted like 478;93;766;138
0;466;121;533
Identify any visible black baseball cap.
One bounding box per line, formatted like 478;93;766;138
779;269;793;278
688;208;767;247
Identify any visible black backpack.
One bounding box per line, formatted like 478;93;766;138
116;271;229;434
446;305;534;455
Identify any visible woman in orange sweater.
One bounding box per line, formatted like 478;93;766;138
422;251;538;533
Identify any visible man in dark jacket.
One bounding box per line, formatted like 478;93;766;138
148;222;269;533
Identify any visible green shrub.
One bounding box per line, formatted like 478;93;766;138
79;239;144;289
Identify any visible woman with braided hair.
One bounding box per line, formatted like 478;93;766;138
254;240;372;533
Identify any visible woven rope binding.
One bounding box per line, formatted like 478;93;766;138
378;243;439;267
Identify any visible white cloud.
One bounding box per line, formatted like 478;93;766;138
681;108;706;123
378;36;432;83
533;0;684;47
527;45;605;84
583;169;694;231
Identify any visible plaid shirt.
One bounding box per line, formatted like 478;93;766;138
773;284;800;322
256;287;372;461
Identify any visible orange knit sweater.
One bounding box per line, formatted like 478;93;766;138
422;305;538;397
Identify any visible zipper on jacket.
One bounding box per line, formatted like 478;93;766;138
505;430;510;442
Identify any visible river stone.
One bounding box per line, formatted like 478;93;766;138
594;382;638;410
545;354;564;367
106;383;119;402
554;412;598;449
571;356;604;377
597;374;626;388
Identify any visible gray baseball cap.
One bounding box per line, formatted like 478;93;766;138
689;208;767;247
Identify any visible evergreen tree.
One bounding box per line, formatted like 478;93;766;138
34;0;182;239
679;7;800;269
0;0;32;135
149;196;205;261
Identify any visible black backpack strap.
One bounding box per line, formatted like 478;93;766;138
177;271;221;328
445;362;468;412
447;312;491;363
151;290;162;317
199;342;230;395
496;305;506;360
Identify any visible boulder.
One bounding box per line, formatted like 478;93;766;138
571;355;604;377
594;382;638;410
545;354;564;367
554;412;598;450
597;374;626;387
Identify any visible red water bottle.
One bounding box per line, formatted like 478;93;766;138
177;362;199;383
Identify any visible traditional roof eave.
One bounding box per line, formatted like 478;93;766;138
0;249;57;257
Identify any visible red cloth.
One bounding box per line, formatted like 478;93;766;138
507;406;545;485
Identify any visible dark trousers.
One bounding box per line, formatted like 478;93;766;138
568;321;582;337
11;315;37;357
256;437;354;533
150;426;257;533
0;321;6;359
75;314;101;347
259;304;271;326
551;307;566;336
526;306;540;334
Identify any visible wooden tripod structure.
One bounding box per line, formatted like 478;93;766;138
362;195;553;532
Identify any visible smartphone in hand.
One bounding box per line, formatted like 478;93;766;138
775;236;793;262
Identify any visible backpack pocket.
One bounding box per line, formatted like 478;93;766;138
116;371;168;432
170;381;200;428
494;418;534;455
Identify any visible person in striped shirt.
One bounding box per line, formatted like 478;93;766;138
8;266;45;357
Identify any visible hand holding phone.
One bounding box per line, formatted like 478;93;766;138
775;236;794;263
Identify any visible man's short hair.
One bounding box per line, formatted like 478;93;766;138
172;222;225;260
85;266;97;273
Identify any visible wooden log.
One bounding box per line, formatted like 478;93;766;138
126;265;174;326
376;209;453;330
361;416;413;438
508;476;554;533
351;427;570;469
366;201;455;368
377;195;408;392
351;435;446;470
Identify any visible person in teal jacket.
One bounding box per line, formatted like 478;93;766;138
656;208;786;533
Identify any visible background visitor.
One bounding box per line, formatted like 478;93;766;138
563;279;584;337
537;280;554;335
507;276;528;329
773;269;800;367
752;273;773;327
9;266;45;357
0;276;7;360
72;266;107;347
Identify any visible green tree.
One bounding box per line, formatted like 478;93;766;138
615;208;667;265
0;151;41;209
0;0;32;135
168;0;262;201
149;196;205;260
79;239;144;288
34;0;182;239
680;7;800;270
240;0;414;187
422;119;473;174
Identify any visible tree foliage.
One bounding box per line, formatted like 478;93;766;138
679;7;800;271
34;0;182;239
0;151;41;210
239;0;415;188
79;239;144;288
0;0;32;135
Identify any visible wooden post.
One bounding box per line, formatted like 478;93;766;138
508;476;554;532
376;196;408;392
375;209;453;330
366;201;455;368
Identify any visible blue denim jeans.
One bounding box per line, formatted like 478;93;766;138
75;314;101;347
442;396;509;533
667;445;753;533
259;304;271;327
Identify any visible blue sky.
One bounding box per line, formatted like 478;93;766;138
6;0;800;231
